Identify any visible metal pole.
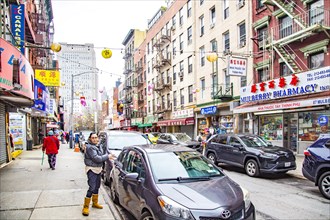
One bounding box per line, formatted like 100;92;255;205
69;74;74;149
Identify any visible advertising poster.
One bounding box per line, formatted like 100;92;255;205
9;113;24;150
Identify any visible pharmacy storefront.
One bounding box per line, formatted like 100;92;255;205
234;66;330;154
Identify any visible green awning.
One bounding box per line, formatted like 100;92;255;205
138;123;152;128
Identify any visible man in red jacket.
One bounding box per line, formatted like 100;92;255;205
42;130;60;170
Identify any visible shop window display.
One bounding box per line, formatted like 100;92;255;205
298;111;329;142
259;115;283;140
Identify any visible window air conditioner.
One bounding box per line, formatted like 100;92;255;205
210;23;215;29
178;71;184;78
240;41;246;47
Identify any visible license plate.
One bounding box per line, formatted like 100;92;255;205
284;162;291;167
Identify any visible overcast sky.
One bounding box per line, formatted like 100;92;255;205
52;0;165;90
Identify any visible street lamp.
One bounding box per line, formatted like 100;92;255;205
69;70;98;149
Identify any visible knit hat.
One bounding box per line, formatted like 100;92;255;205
48;130;54;136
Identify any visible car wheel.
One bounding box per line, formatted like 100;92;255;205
245;159;260;177
318;171;330;200
140;211;154;220
109;179;119;204
207;152;217;164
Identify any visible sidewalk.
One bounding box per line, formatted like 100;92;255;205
287;154;305;179
0;144;118;220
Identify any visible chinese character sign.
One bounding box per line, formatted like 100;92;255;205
35;70;61;86
227;57;247;76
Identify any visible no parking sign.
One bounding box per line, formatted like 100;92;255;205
318;115;328;126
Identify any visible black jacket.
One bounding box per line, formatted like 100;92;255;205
84;141;108;167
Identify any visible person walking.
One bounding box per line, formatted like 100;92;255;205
42;130;60;170
38;129;44;145
82;132;114;216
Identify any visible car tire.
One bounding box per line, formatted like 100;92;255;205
140;211;153;220
207;152;217;164
245;159;260;177
318;171;330;200
109;179;119;205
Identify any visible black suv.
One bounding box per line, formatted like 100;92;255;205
205;134;296;177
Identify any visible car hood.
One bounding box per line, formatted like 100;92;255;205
260;146;293;155
156;176;243;209
174;140;200;146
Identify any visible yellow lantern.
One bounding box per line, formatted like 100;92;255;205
61;82;65;86
206;52;218;62
102;48;112;59
50;43;61;52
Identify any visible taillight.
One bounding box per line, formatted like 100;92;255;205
304;150;311;156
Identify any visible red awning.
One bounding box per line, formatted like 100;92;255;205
157;117;195;127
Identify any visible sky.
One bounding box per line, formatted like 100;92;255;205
52;0;166;91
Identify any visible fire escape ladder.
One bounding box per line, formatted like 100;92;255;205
273;45;301;73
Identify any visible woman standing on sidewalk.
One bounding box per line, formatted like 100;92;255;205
42;130;60;170
82;132;114;216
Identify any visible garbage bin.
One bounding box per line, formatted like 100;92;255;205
27;139;33;151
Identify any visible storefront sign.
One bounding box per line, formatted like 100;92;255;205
157;117;195;127
33;79;49;112
35;69;61;87
49;99;57;116
173;109;194;119
0;38;34;99
234;96;330;114
318;115;328;126
227;56;247;76
144;115;158;124
131;118;143;126
240;66;330;104
201;106;217;115
10;4;25;54
9;113;24;150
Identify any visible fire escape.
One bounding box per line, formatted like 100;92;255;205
153;32;172;116
259;0;330;73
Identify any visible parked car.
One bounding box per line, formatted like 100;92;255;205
157;133;201;151
302;136;330;200
205;134;296;177
109;144;255;220
98;130;151;185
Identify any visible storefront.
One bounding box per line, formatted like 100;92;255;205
235;66;330;154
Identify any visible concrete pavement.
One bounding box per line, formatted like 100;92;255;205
0;143;119;220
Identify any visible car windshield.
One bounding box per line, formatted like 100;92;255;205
107;134;150;150
148;151;223;182
240;136;268;148
173;133;192;142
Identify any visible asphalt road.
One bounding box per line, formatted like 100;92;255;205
102;165;330;220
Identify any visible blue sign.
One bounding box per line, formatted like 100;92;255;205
318;115;328;126
201;106;217;115
33;79;49;112
10;4;25;55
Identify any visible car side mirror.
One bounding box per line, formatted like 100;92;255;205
267;142;273;147
125;172;139;183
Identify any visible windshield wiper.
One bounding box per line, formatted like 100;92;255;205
158;176;210;182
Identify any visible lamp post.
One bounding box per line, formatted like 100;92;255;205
69;70;98;149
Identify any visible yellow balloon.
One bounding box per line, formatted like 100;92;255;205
206;52;218;62
50;43;61;52
102;48;112;59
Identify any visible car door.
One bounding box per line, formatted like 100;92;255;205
227;136;245;166
209;135;228;161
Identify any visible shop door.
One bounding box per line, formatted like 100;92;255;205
0;103;7;165
283;113;298;151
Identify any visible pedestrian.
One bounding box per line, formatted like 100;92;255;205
42;130;60;170
38;129;44;145
65;132;70;143
82;132;114;216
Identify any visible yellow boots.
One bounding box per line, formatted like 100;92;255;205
92;194;103;209
82;195;103;216
82;197;91;216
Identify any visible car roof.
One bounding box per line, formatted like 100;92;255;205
129;144;195;153
99;130;144;136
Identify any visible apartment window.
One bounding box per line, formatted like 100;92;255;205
212;73;218;97
167;93;171;109
200;0;204;5
309;0;324;25
241;76;247;87
172;39;176;57
257;26;268;49
210;7;216;25
187;0;192;17
172;15;176;27
256;0;264;9
173;65;177;85
188;85;193;103
200;46;205;66
161;95;165;109
210;39;217;52
173;91;177;107
309;52;324;69
148;101;151;113
152;99;155;113
180;60;184;71
188;56;193;73
147;43;150;54
179;34;184;53
224;69;230;88
224;0;229;19
187;26;192;45
280;16;292;38
179;8;183;25
238;22;246;47
258;68;270;82
200;78;205;99
280;63;292;77
199;15;204;36
223;32;230;52
147;61;150;73
180;88;184;105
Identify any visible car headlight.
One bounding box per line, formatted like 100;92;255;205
241;187;251;211
260;151;279;159
157;196;194;219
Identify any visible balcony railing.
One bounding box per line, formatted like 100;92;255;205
154;77;171;91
